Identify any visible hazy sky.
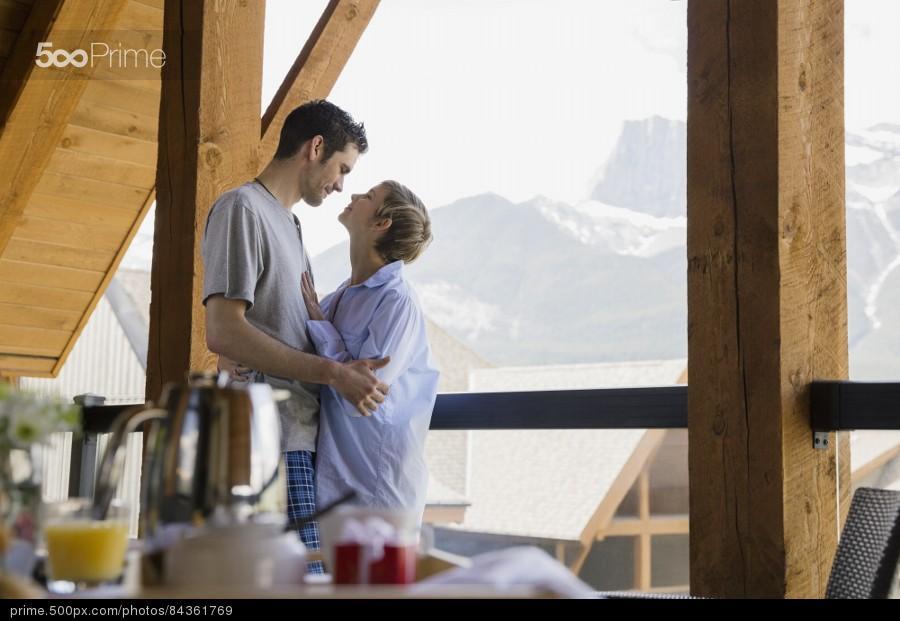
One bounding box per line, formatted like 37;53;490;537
262;0;688;256
123;0;900;265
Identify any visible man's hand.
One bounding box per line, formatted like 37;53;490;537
218;354;254;383
301;272;325;321
332;357;391;416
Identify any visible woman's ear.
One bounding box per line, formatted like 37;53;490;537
373;217;392;233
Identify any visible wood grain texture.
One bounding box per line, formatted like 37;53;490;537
777;0;848;598
259;0;379;165
50;188;154;376
0;281;92;311
687;0;847;598
69;101;159;143
4;237;112;271
146;0;265;400
0;0;128;257
0;354;55;375
42;149;155;192
0;258;104;291
0;301;81;331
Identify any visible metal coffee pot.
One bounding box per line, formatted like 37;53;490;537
91;372;284;538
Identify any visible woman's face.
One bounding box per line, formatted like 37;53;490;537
338;183;390;242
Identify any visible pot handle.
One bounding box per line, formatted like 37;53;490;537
91;403;167;521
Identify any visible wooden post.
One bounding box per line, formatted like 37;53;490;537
555;542;566;564
146;0;378;400
633;469;652;591
146;0;265;400
687;0;849;598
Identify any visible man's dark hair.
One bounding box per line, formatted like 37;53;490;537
274;100;368;161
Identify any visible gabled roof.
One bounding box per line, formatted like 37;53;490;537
441;360;685;541
455;428;654;541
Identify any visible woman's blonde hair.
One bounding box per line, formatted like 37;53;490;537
373;180;433;264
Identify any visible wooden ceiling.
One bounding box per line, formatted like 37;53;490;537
0;0;376;378
0;0;160;376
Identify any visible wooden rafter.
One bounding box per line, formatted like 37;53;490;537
259;0;379;166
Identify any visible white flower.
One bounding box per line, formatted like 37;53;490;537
8;406;53;447
0;388;80;449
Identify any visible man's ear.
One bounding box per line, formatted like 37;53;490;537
308;135;325;161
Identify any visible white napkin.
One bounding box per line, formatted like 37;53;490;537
413;546;599;599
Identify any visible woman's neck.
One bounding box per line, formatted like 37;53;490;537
349;237;387;286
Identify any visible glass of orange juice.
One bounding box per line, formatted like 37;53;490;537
44;498;130;592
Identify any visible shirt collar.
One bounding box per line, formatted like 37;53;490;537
343;260;404;290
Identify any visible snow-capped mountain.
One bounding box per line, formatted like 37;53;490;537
532;196;685;258
310;118;900;376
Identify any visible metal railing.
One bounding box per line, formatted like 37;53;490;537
70;380;899;497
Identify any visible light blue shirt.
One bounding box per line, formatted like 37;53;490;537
308;261;439;521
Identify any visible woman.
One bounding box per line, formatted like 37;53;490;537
301;180;438;523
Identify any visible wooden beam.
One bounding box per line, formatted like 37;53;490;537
601;516;690;538
687;0;848;598
0;0;128;258
146;0;265;401
0;355;55;376
259;0;379;166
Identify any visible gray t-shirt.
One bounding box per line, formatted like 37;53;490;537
202;181;319;452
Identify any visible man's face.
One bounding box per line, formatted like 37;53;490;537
300;142;360;207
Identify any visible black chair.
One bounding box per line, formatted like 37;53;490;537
826;486;900;599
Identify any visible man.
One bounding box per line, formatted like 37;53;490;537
202;100;387;569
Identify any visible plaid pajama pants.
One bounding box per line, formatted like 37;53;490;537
284;449;324;574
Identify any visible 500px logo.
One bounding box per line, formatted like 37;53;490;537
35;42;88;67
35;41;166;69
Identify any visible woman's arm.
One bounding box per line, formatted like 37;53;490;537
303;282;422;420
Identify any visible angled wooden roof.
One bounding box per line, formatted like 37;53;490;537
0;0;376;378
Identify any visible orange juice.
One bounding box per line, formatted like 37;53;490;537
45;520;129;582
